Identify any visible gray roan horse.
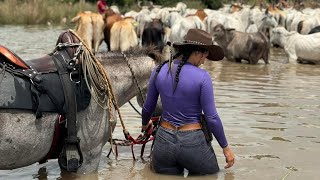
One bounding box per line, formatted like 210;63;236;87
0;29;163;174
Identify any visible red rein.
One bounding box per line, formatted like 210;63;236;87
107;116;160;160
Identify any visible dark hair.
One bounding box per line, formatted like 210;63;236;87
178;45;208;59
154;45;208;93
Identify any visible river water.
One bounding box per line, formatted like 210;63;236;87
0;25;319;180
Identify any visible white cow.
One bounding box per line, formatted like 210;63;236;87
204;11;227;33
110;5;120;14
290;13;309;32
165;11;182;28
298;15;320;34
135;10;152;45
124;10;139;19
176;2;187;16
169;15;206;43
270;27;320;64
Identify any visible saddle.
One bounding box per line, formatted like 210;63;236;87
0;30;91;172
0;29;80;73
0;31;91;115
0;45;29;69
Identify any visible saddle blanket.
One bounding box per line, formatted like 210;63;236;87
0;70;91;115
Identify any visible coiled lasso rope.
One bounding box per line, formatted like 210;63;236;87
68;29;128;144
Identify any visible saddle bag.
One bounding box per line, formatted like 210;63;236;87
200;114;213;143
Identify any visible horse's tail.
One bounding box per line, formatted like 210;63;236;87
110;23;121;51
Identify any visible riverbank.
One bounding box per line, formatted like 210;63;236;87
0;0;96;25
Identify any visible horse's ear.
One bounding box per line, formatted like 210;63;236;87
148;52;156;60
265;8;269;15
147;47;165;63
71;15;80;23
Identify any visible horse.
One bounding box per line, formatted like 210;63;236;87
0;29;164;174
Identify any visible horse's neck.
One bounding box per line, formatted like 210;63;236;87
100;54;155;107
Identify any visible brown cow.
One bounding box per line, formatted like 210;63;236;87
186;9;207;21
110;17;138;52
266;5;286;26
71;11;105;53
104;9;123;51
229;3;243;13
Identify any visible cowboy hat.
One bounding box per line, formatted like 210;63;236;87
171;29;224;61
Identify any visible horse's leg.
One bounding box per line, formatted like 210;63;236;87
75;100;115;173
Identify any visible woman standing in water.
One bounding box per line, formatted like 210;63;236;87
142;29;235;175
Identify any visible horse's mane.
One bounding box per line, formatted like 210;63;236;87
98;46;165;64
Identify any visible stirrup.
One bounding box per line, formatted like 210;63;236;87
58;140;83;172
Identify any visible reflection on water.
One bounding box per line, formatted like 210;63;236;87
271;137;291;142
250;127;287;131
249;155;280;160
1;26;320;179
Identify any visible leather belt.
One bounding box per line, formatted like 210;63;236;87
160;120;202;131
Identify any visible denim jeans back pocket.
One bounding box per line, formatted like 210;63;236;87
179;130;206;147
152;127;176;163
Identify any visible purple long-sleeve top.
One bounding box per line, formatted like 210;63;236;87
142;60;228;148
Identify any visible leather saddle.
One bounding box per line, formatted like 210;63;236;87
0;30;90;116
0;30;80;73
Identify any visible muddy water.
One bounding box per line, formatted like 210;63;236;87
0;26;319;180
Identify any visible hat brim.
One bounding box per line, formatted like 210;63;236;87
172;43;224;61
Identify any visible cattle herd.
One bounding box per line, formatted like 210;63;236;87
71;2;320;65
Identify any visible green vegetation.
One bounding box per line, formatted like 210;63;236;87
0;0;96;25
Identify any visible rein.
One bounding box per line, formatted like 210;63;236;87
106;51;159;160
123;51;144;116
107;116;160;160
122;52;145;103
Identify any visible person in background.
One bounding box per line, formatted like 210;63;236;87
97;0;108;14
141;29;235;175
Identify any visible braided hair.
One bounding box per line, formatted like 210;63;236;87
154;45;208;94
153;51;182;81
173;57;188;92
153;60;169;81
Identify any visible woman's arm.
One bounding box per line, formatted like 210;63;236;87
200;72;228;148
142;68;159;126
201;72;235;169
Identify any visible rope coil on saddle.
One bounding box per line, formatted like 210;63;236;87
67;30;137;160
67;32;121;115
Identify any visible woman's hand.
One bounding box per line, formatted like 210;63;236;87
223;146;235;169
141;120;153;132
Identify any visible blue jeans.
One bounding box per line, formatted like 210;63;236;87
150;126;220;175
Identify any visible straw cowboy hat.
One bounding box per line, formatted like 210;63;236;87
172;29;224;61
